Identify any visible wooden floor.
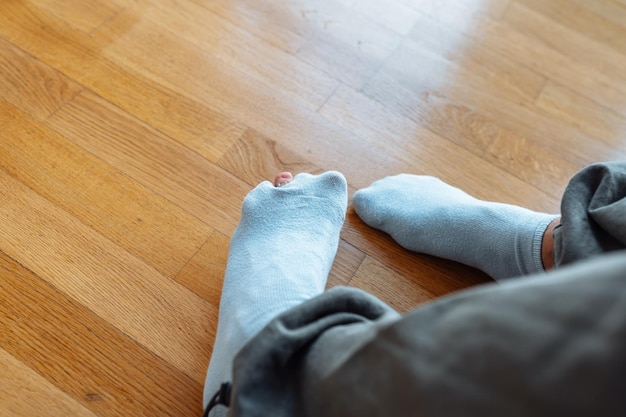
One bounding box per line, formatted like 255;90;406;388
1;0;625;415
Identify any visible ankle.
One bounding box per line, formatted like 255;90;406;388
541;218;560;270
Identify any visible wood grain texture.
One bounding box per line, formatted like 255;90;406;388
535;81;626;147
1;0;624;414
515;0;626;56
0;347;97;417
217;129;325;187
176;231;231;307
0;37;81;120
342;211;493;297
47;91;250;236
0;170;215;383
349;256;436;313
0;1;246;163
34;0;123;33
0;252;201;416
0;100;212;278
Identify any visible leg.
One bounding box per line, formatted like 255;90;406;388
353;175;559;280
541;218;560;270
203;171;348;411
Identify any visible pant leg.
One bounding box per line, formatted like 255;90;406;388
227;251;626;417
554;161;626;266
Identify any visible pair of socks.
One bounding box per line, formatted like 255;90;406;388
203;172;557;410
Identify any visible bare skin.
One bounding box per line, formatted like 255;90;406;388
275;171;560;272
541;218;560;271
274;172;293;187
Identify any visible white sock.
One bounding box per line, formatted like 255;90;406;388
203;171;348;411
353;175;558;280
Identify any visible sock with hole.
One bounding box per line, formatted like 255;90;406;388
203;171;348;411
353;174;558;280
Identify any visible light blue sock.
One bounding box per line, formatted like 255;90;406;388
353;175;558;280
203;171;348;412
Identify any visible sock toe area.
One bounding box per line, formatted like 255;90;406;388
293;171;348;199
353;174;419;228
279;171;348;218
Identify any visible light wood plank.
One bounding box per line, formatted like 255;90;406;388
566;0;626;30
190;0;307;53
503;3;626;103
515;0;626;56
406;13;547;104
352;0;421;36
90;8;497;197
320;84;564;211
349;256;437;313
218;129;324;187
176;231;230;307
0;348;97;417
328;240;367;288
373;39;540;106
0;37;82;121
415;1;626;118
397;0;512;20
0;252;202;416
535;82;626;149
362;51;626;170
95;5;336;114
0;170;216;383
33;0;123;33
0;1;245;163
224;0;402;58
91;15;401;189
0;100;211;278
46;90;250;236
109;0;340;112
90;5;386;178
251;0;403;88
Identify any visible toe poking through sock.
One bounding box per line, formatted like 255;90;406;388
274;172;294;187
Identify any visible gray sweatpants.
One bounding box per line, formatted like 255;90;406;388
226;162;626;416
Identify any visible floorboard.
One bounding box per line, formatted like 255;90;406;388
1;0;624;415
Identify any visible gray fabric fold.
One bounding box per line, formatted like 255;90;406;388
555;161;626;266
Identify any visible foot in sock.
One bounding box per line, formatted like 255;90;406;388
203;171;348;410
353;174;559;280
